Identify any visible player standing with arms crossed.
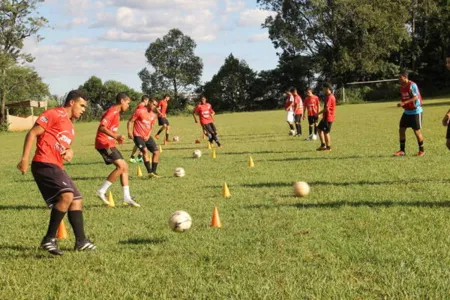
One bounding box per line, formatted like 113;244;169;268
17;90;96;255
316;84;336;151
95;92;140;207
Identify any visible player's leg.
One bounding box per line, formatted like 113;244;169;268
446;124;450;150
134;137;151;174
286;112;295;132
129;145;139;163
147;137;160;177
413;113;424;156
394;114;408;156
294;114;302;137
67;194;96;251
155;118;165;139
308;117;313;138
316;120;327;150
206;123;221;147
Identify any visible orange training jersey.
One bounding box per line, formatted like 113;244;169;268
294;94;303;115
33;107;74;169
95;106;121;149
304;95;320;116
324;94;336;122
131;106;152;138
158;100;168;118
194;103;215;125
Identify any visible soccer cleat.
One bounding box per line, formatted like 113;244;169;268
417;151;425;157
155;134;160;139
75;239;97;251
295;134;302;137
123;198;141;207
316;146;327;151
96;190;109;205
129;158;137;163
323;147;332;152
137;156;144;163
393;150;406;157
148;172;161;179
305;134;312;141
41;237;63;256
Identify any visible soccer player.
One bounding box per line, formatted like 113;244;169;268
95;92;140;207
441;54;450;150
292;88;303;137
17;90;96;255
316;84;336;151
193;96;222;147
155;94;171;143
284;89;295;134
129;95;150;163
127;99;160;178
303;88;320;141
394;72;424;156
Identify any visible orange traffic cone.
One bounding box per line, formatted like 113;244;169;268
222;183;231;198
210;206;222;228
56;219;69;239
137;166;143;177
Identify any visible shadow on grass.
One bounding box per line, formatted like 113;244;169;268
119;237;168;245
246;200;450;210
422;101;450;108
0;244;53;259
0;205;44;211
266;154;387;162
66;161;104;166
222;150;301;155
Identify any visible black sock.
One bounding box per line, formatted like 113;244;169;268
46;208;66;239
152;162;158;173
295;124;301;135
418;140;424;152
309;126;313;135
137;154;142;159
400;140;406;152
314;125;317;135
68;210;86;243
327;145;331;149
130;155;135;159
157;128;163;135
288;123;294;130
165;134;169;141
144;161;151;173
321;143;325;147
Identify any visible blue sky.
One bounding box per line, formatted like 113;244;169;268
24;0;280;96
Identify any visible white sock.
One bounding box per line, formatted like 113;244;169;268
98;181;112;194
123;186;131;200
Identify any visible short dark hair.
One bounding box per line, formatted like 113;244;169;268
400;71;409;78
306;88;312;92
323;83;332;90
116;92;130;104
141;95;150;101
64;90;87;106
163;94;170;98
290;88;297;93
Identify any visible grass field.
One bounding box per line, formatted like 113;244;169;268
1;98;450;299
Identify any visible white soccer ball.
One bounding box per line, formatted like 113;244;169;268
168;210;192;232
312;134;318;141
173;136;180;142
289;129;296;136
193;149;202;158
293;181;310;197
174;167;185;177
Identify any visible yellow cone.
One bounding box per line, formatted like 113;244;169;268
222;183;231;198
137;166;143;177
208;143;212;150
107;191;115;207
248;156;255;168
212;149;216;159
159;145;163;153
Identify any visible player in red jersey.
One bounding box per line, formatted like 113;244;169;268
154;94;171;142
128;99;161;178
95;92;140;207
284;89;295;134
303;88;320;141
17;90;96;255
129;95;150;163
292;88;303;137
441;54;450;150
316;84;336;151
193;96;221;147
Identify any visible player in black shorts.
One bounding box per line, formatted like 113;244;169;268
442;54;450;150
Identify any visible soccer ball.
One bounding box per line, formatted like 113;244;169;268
289;129;296;136
173;136;180;142
193;149;202;158
293;181;310;197
168;210;192;232
312;134;318;141
174;167;185;177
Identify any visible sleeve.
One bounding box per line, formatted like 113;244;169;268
410;84;419;97
35;109;54;130
194;105;200;114
100;110;112;128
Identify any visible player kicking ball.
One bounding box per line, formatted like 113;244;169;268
95;92;140;207
128;99;161;178
17;90;96;255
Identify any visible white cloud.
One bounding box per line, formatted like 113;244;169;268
66;0;92;16
59;37;91;46
247;32;269;43
107;0;216;10
225;0;246;13
238;9;276;27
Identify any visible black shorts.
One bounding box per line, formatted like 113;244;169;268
31;162;82;208
97;147;124;165
134;136;158;153
446;124;450;139
158;117;169;126
308;116;319;125
294;114;302;123
317;120;333;133
202;123;217;135
400;113;422;130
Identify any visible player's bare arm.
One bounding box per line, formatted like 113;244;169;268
442;109;450;126
127;117;136;139
397;95;418;107
192;111;198;123
99;125;125;142
17;124;45;174
61;148;74;162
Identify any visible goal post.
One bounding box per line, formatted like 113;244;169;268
342;78;398;103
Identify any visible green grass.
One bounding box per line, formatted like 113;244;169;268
1;98;450;299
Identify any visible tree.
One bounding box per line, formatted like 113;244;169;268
258;0;410;85
0;0;48;125
78;76;104;107
3;65;49;102
140;28;203;108
202;54;257;112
